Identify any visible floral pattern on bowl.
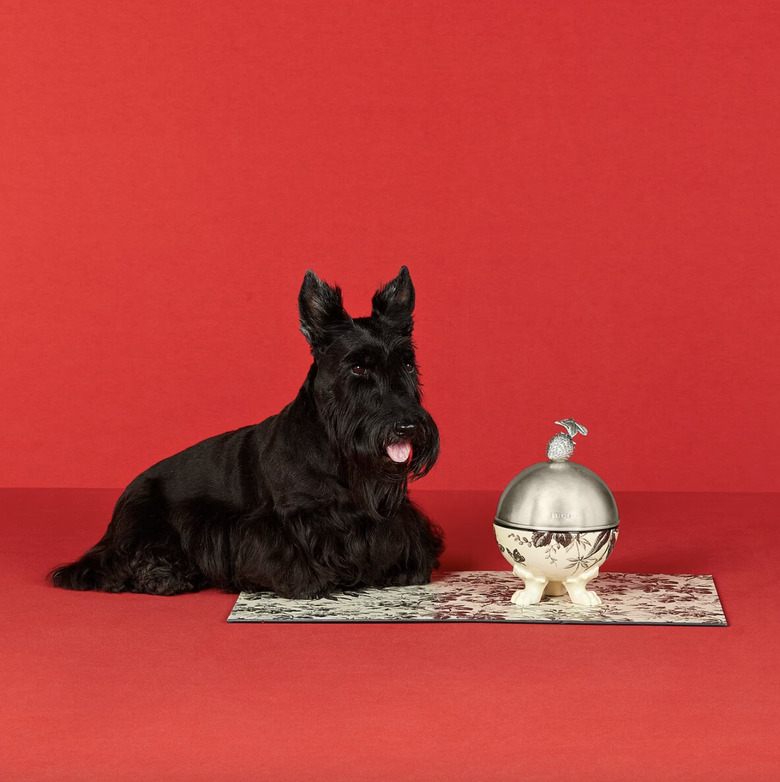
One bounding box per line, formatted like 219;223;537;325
494;524;618;606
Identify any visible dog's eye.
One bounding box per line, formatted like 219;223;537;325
351;365;369;376
404;362;416;373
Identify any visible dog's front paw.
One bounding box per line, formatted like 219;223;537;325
384;569;433;588
271;580;335;600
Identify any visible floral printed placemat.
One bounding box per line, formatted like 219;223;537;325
228;571;727;625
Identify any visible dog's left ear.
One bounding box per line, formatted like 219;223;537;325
299;270;353;351
371;266;415;335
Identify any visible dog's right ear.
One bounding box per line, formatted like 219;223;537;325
299;270;352;350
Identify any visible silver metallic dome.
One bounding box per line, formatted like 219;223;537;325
494;419;619;532
495;460;619;532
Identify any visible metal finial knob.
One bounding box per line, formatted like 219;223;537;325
546;419;588;462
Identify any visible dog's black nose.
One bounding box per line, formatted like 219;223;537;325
394;422;416;437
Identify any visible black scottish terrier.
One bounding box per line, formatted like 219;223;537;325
50;267;443;598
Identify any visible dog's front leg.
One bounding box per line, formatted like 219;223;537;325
230;511;348;600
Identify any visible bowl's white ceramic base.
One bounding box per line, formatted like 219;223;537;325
510;562;603;606
494;525;618;607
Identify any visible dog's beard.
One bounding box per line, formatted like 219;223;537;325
340;413;438;480
325;408;439;516
400;417;439;482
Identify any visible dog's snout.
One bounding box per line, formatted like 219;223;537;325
394;422;416;437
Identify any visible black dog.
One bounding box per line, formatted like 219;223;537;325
50;267;443;598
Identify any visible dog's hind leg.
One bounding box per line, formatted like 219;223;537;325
51;483;209;595
50;527;206;595
123;546;207;595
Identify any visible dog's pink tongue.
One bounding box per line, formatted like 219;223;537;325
386;441;412;463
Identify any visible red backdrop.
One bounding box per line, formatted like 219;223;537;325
1;0;778;493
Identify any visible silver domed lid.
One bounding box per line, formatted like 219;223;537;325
495;420;619;532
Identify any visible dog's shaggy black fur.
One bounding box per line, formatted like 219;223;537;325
50;267;444;598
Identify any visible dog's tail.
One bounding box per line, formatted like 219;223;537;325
49;546;111;591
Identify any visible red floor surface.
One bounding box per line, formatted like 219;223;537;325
2;488;779;781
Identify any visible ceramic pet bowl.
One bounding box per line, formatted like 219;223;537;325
494;419;619;606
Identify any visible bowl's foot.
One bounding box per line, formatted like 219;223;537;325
510;563;603;607
510;563;548;606
563;564;602;606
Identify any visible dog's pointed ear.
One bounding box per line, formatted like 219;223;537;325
299;270;352;350
371;266;415;335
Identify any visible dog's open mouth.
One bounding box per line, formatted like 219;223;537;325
385;441;413;464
